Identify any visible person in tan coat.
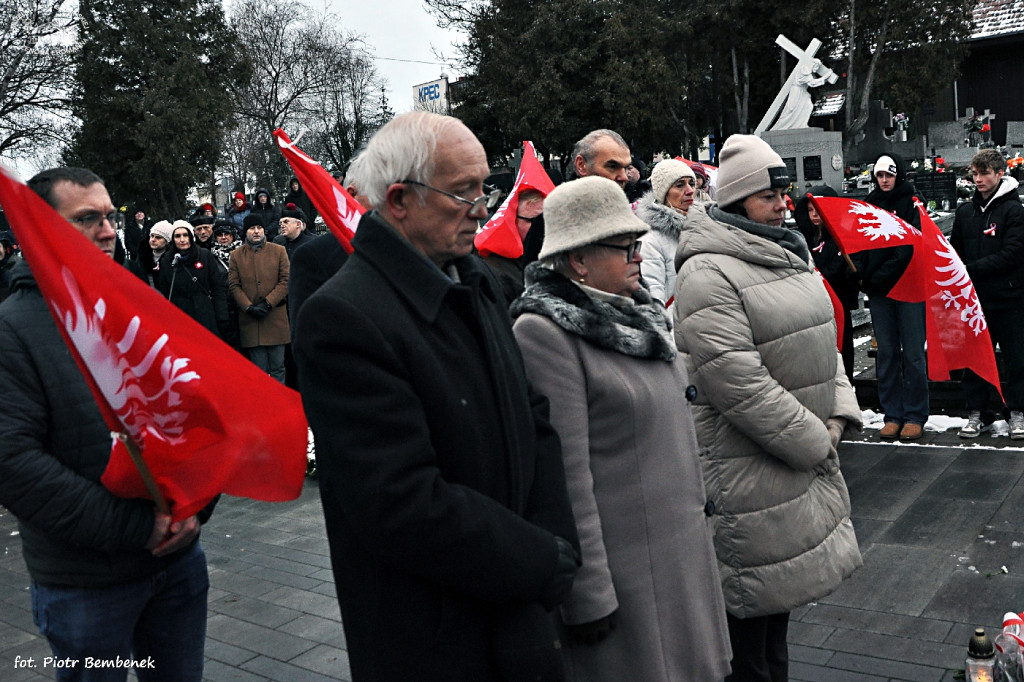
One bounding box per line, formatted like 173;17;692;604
673;135;862;682
512;176;732;682
228;214;290;382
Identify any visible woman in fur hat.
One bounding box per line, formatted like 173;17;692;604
636;159;698;309
673;134;863;682
511;176;732;682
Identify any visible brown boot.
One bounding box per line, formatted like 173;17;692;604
900;423;924;441
880;422;901;440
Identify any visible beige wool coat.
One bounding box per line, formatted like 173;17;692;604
228;242;291;348
513;289;732;682
673;204;863;619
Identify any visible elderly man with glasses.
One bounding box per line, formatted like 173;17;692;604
293;111;581;682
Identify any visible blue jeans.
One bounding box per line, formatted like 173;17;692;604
870;296;929;425
31;542;208;682
248;344;286;383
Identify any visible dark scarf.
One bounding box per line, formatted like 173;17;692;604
246;234;266;251
510;262;676;361
709;205;810;264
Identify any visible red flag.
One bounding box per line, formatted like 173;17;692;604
809;196;922;257
813;268;845;353
0;168;308;522
911;204;1002;396
474;141;554;258
274;128;364;253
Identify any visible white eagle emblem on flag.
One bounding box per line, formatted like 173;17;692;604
51;267;200;443
931;235;987;336
848;201;920;242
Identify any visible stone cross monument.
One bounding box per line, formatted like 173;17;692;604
755;35;839;134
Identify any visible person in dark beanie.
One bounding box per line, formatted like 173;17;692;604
273;202;316;258
228;214;290;382
190;214;215;250
284;177;318;231
210;220;242;270
794;184;859;382
250;188;280;240
674;134;862;682
850;153;927;441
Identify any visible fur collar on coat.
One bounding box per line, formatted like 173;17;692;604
635;192;687;240
511;262;676;361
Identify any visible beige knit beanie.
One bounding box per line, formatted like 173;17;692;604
650;159;696;204
538;176;649;260
150;220;175;242
714;134;790;208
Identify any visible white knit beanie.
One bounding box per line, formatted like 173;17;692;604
651;159;696;204
150;220;174;242
538;176;649;260
714;134;790;208
874;155;897;177
171;219;195;240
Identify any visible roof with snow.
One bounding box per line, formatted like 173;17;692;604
972;0;1024;39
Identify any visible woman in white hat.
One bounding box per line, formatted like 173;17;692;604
511;176;731;682
635;159;698;309
672;135;863;682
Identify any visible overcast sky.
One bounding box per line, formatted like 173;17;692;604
325;0;465;113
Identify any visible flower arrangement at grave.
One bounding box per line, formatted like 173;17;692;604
957;175;975;199
893;112;909;131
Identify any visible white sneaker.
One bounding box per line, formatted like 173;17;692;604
1011;411;1024;440
959;411;984;438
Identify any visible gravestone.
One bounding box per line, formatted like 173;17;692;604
760;127;844;194
1006;121;1024;150
912;173;957;210
845;100;926;165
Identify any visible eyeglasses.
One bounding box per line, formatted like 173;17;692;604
593;239;642;262
70;211;118;231
401;179;501;214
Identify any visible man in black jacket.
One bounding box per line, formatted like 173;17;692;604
293;112;580;682
951;149;1024;439
0;168;209;681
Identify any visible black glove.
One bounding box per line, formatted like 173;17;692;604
539;536;581;611
247;300;272;319
564;611;617;645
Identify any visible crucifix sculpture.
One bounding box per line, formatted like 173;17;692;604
755;35;839;134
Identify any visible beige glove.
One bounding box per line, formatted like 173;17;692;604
814;444;840;476
826;417;847;448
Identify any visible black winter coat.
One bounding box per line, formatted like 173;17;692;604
156;246;229;338
0;261;197;587
951;177;1024;311
795;187;859;310
287;231;348;332
293;211;578;682
851;157;922;297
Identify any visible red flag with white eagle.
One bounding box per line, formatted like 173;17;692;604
0;168;308;522
474;141;555;258
809;196;922;258
910;204;1002;396
274;128;364;253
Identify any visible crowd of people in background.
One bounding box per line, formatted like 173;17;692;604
1;109;1023;682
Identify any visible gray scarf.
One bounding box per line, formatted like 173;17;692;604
709;205;810;264
510;263;676;361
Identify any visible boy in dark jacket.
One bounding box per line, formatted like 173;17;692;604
951;149;1024;439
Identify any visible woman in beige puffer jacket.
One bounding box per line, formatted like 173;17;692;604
673;135;862;682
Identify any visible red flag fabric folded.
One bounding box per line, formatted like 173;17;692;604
474;141;555;258
0;168;308;521
274;128;364;254
814;268;845;353
911;204;1003;396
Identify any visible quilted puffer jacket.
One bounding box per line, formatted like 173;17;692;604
672;203;863;618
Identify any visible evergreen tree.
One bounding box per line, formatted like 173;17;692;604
67;0;248;217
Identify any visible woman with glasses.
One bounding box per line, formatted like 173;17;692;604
511;176;731;682
155;220;229;340
673;135;862;682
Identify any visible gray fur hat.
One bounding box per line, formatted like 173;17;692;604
715;134;790;208
539;176;649;259
651;159;695;204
